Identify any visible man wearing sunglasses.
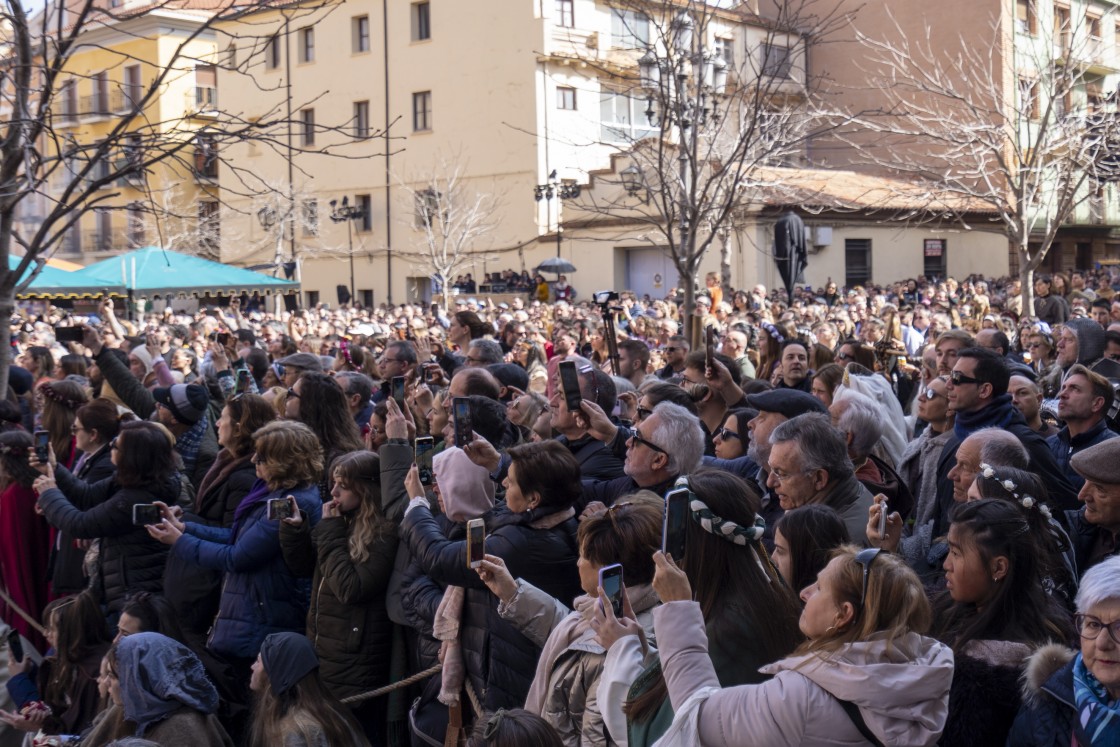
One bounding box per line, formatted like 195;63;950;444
933;348;1078;537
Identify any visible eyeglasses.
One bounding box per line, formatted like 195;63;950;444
286;387;301;399
855;547;882;616
636;406;653;421
714;426;740;441
950;370;981;386
769;467;809;483
920;387;944;401
109;437;119;451
629;429;667;455
1075;614;1120;645
70;424;86;434
836;352;853;361
664;346;682;352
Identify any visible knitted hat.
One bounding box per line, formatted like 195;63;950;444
152;383;209;426
128;346;154;375
1066;318;1105;365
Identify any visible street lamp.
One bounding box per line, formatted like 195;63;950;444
534;169;581;256
620;163;647;201
329;196;364;305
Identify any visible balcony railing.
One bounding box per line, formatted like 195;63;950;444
82;231;114;252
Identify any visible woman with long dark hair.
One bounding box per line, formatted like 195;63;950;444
35;421;179;615
279;451;397;744
597;468;803;746
285;372;363;499
247;632;370;747
771;504;850;595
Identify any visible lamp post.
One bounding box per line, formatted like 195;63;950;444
329;196;364;305
534;169;581;257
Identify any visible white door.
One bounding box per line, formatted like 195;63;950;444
625;246;677;300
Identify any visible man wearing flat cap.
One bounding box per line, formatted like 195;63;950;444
152;383;217;491
745;389;828;546
276;352;323;389
1069;438;1120;575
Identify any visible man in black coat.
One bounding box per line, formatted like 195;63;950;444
934;347;1078;537
1066;437;1120;576
550;365;625;482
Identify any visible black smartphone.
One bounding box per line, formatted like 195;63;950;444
267;497;293;521
33;430;49;462
599;563;624;617
467;518;485;569
236;369;251;394
54;326;84;343
558;360;582;413
453;397;473;448
132;503;162;526
7;629;23;663
705;326;715;376
391;376;406;405
663;488;690;562
415;436;435;486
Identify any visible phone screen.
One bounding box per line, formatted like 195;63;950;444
415;436;435;486
216;332;231;346
453;398;473;448
467;519;485;568
132;504;162;526
558;360;582;413
54;326;84;343
267;497;293;521
392;376;406;404
663;488;690;561
7;630;23;663
34;431;50;462
236;369;251;393
599;563;624;617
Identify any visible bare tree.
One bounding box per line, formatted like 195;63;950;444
846;9;1120;312
396;160;502;313
0;0;385;391
569;0;848;340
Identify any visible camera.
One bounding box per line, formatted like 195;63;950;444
593;290;620;305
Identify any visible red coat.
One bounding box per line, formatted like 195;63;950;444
0;482;51;652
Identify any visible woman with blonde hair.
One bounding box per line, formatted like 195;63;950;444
646;546;953;745
147;421;324;684
279;450;397;744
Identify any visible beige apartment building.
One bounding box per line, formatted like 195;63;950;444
211;0;1013;306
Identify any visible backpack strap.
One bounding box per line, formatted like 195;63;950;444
833;695;885;747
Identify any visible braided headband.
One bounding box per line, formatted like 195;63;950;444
38;382;84;411
689;498;765;546
760;321;784;343
979;462;1053;521
339;338;356;369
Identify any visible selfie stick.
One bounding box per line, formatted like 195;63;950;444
597;299;622;375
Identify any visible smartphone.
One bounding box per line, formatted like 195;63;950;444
216;332;230;346
599;563;624;618
33;430;49;462
6;629;23;663
236;369;251;394
467;518;485;569
663;488;690;562
878;499;889;539
132;503;162;526
453;397;473;448
558;360;582;413
415;436;435;486
704;326;715;375
54;326;84;343
267;496;294;521
391;376;406;405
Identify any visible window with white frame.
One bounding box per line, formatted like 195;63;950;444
354;100;371;139
413;91;432;131
557;86;576;110
610;8;649;49
600;89;656;143
300;28;314;63
353;16;370;53
556;0;574;27
760;43;792;79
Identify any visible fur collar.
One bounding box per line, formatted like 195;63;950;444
1020;643;1076;707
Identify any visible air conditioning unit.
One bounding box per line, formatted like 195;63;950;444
809;226;832;253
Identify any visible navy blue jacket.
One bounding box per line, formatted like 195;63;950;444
1047;419;1119;491
171;481;322;659
1005;656;1076;747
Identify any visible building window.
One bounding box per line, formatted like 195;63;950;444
355;194;372;231
844;239;872;287
90;71;109;114
1018;76;1039;120
557;86;576;110
1015;0;1036;35
599;89;656;143
194;132;218;179
305;290;320;307
199;201;220;254
302;199;319;237
715;37;734;73
301;108;315;145
415;188;446;229
299;28;314;63
123;64;142;108
266;34;281;69
923;239;946;279
411;2;431;41
556;0;574;28
1088;14;1103;59
127;202;145;248
412;91;432;131
61;79;78;120
95;209;112;252
354;100;371;139
760;44;792;79
353;15;370;53
1054;5;1071;54
610;8;648;49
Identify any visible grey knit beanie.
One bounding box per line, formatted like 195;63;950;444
1066;318;1105;364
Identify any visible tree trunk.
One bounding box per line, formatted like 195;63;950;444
1019;258;1035;322
0;286;13;397
719;229;732;307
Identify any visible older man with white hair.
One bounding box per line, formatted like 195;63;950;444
831;389;914;522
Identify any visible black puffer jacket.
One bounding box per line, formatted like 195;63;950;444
38;476;177;613
279;512;398;699
400;503;580;711
162;453;257;641
50;446;117;594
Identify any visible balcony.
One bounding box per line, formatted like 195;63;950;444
80;94;111;118
82;231;114;253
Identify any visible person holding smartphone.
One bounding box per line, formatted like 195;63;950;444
475;495;664;746
146;421;323;687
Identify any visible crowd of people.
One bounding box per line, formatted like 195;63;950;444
0;267;1118;746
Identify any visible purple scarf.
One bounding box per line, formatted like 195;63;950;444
231;479;272;538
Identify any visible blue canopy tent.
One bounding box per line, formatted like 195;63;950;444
67;246;299;298
10;256;121;299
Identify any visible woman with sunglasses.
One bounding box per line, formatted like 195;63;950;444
641;544;953;746
711;408;752;461
931;499;1074;746
898;375;955;535
1008;554;1120;747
